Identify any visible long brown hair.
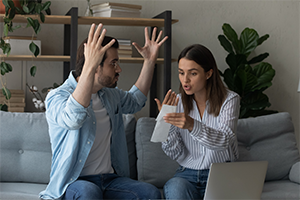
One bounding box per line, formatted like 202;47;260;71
178;44;227;116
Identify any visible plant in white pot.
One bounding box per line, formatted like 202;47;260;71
0;0;51;111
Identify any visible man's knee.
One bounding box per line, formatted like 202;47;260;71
64;180;102;200
163;177;195;199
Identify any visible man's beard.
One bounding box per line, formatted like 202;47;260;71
98;73;119;88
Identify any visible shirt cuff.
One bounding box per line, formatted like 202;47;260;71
130;85;147;105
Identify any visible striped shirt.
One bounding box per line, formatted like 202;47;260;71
162;90;240;170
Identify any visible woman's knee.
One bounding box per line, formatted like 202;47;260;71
163;177;197;199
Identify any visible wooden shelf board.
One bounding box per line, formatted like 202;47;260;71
0;55;176;64
0;14;178;26
0;55;70;61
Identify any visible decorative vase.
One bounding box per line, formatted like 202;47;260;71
0;0;21;14
84;0;93;16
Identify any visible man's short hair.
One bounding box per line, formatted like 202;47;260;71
75;36;119;77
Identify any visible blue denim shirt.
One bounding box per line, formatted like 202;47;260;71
39;71;147;200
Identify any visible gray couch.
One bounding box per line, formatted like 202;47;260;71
0;111;299;199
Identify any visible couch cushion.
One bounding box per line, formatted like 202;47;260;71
0;111;51;184
0;182;47;200
135;117;179;188
123;114;137;180
236;112;300;181
261;180;300;199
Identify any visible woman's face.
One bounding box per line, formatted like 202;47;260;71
178;58;212;96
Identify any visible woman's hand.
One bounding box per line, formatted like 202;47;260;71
163;113;194;132
155;89;179;112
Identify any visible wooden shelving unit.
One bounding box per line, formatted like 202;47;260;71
0;8;178;117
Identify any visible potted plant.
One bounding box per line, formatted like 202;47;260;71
218;23;277;118
0;0;51;111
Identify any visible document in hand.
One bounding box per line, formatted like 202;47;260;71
150;105;177;143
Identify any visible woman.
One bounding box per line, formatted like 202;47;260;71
155;44;240;199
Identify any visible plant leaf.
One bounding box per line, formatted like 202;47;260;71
0;62;6;75
222;68;236;92
23;5;30;13
257;34;269;46
2;0;10;8
222;23;241;53
29;41;37;55
252;62;275;91
4;24;9;37
240;27;259;57
40;12;45;23
30;66;37;77
5;62;12;72
27;17;35;27
248;53;269;64
2;87;11;100
45;7;51;15
35;3;42;14
225;53;247;73
218;35;234;54
0;104;8;111
42;1;51;11
242;92;271;110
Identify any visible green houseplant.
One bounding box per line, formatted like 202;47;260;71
218;23;277;118
0;0;51;111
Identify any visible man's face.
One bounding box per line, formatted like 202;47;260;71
94;48;121;90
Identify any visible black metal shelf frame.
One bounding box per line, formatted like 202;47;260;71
63;8;173;117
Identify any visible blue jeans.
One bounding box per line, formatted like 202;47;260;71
164;166;209;200
63;173;161;200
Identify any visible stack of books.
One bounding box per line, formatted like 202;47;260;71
91;2;142;18
117;39;132;58
0;89;25;112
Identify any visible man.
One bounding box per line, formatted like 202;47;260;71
39;23;168;200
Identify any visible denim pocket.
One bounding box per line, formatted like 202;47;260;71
176;166;186;173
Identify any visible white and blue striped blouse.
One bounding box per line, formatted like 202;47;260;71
162;90;240;170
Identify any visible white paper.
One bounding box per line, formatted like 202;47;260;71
150;104;177;143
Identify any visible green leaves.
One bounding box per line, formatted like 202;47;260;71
0;62;13;75
27;17;41;34
30;66;37;77
29;41;40;57
2;87;11;100
218;23;277;118
0;104;8;111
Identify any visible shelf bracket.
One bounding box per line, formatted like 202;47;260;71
64;7;78;80
151;10;172;117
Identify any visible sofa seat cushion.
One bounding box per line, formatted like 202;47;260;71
0;182;47;200
135;117;179;188
0;111;51;184
261;180;300;199
236;112;300;181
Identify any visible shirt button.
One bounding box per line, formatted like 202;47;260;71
87;141;91;144
18;149;24;154
79;160;82;162
93;122;95;124
70;178;73;181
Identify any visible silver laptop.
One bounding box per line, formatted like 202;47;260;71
204;161;268;200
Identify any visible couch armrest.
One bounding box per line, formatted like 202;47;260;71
289;161;300;184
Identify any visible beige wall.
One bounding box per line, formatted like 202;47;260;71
2;0;299;147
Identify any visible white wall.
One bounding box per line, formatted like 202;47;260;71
2;0;299;147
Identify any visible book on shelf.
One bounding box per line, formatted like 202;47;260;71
118;49;132;55
93;9;140;18
119;44;132;50
91;2;141;18
0;89;25;112
117;39;131;45
91;2;142;11
8;107;25;112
